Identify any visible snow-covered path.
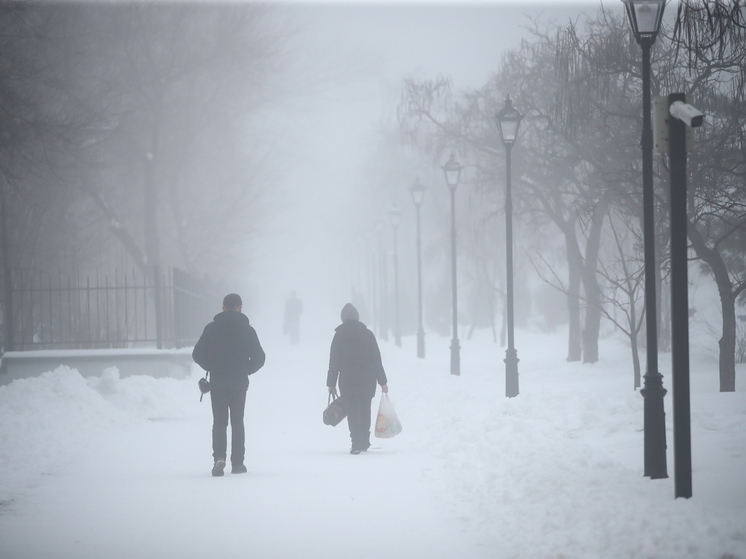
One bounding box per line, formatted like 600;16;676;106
0;341;488;559
1;329;745;559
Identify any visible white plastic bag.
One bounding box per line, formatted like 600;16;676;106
374;393;402;439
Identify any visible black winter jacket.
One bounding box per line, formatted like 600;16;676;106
327;320;387;399
192;311;265;391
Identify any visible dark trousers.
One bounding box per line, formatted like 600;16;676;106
210;387;247;466
344;394;373;451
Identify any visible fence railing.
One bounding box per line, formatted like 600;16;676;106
3;267;214;351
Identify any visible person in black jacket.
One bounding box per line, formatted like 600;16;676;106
193;293;265;476
327;303;388;454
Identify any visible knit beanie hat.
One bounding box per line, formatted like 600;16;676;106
223;293;242;309
340;303;359;322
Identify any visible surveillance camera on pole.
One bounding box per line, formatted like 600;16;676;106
659;92;705;500
669;101;704;129
653;97;704;154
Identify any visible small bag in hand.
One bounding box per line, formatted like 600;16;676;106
323;393;347;426
198;372;210;402
374;393;402;439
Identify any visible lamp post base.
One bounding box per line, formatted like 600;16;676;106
450;338;460;376
417;328;425;359
504;348;519;397
641;370;668;479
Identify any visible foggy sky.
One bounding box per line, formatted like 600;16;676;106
245;1;604;336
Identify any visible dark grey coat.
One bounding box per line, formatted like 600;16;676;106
192;310;265;391
326;320;387;399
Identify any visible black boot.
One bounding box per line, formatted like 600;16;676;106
212;459;226;477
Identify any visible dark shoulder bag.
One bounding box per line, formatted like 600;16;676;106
323;393;347;426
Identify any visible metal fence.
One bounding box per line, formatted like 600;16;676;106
3;267;214;351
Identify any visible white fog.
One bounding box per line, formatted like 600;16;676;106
0;1;744;558
246;1;592;336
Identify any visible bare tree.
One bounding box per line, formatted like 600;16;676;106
55;3;289;279
597;210;647;389
0;4;94;349
665;0;746;391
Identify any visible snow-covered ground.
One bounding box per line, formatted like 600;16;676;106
0;328;744;559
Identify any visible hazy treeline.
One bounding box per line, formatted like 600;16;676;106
0;1;743;391
0;2;287;288
395;2;745;391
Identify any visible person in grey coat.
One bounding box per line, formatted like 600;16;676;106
327;303;388;454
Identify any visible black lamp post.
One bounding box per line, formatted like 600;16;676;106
410;178;426;358
495;96;522;398
389;206;402;347
367;230;377;333
623;0;668;480
375;216;388;341
442;153;463;376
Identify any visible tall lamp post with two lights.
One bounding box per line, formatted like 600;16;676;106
410;178;427;358
495;96;522;398
443;153;463;376
622;0;668;480
389;206;402;347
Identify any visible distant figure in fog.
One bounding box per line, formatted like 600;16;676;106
327;303;388;455
193;293;265;477
283;291;303;345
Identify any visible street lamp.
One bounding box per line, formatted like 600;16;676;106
375;216;388;341
495;95;522;398
623;0;668;480
389;206;402;347
367;230;377;334
410;177;426;358
442;153;463;376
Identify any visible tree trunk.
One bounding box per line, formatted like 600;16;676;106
581;195;610;364
687;221;738;392
719;292;737;392
143;146;161;270
565;222;583;362
631;330;641;390
582;283;602;363
658;275;671;352
630;301;641;389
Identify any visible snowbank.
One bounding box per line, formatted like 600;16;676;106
0;365;197;506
